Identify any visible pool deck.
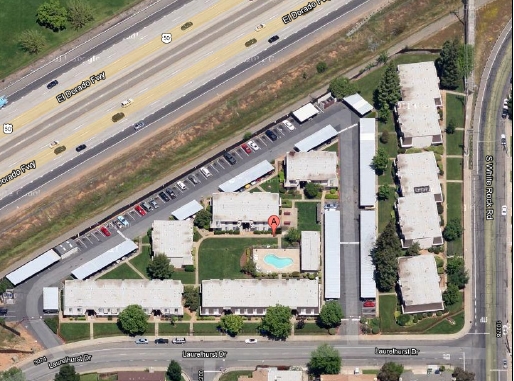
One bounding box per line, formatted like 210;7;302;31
253;248;300;273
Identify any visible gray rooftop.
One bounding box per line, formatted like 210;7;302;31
54;240;79;257
396;101;442;140
172;200;204;220
359;118;376;207
219;160;274;192
301;231;321;271
211;192;279;225
324;210;340;299
285;151;338;185
201;279;319;308
360;210;376;299
397;193;442;243
397;61;441;104
7;249;61;285
398;255;443;312
152;220;193;267
72;240;138;280
396;152;442;201
343;93;373;116
294;125;338;152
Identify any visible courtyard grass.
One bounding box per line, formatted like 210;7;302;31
446;182;463;256
445;94;466;128
170;270;195;284
59;323;90;342
324;141;339;152
80;374;99;381
424;311;465;334
294;322;330;335
446;158;464;180
98;263;142;280
249;187;262;193
158;323;190;335
261;176;280;193
378;165;395;187
198;237;277;281
378;196;396;233
446;130;465;156
192;323;223;335
296;202;321;232
129;245;151;278
93;323;125;338
241;322;262;335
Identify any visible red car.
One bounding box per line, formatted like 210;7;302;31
241;143;252;154
363;300;375;307
100;226;111;237
134;205;146;216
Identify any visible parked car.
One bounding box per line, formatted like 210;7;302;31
117;215;129;227
46;80;59;89
241;143;252;154
176;181;187;191
188;175;199;185
0;308;8;316
165;188;176;199
155;338;169;344
76;144;87;152
159;191;170;202
363;300;375;307
245;338;257;344
282;120;295;130
265;129;278;141
133;121;145;131
134;205;146;216
141;202;152;212
248;140;259;151
223;151;237;165
135;338;148;344
150;199;159;209
172;337;186;344
268;35;279;43
100;226;111;237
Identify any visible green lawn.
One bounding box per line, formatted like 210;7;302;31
379;295;400;332
249;187;262;193
324;141;339;152
219;371;253;381
378;118;399;158
0;0;144;78
378;165;395;186
296;202;321;231
59;323;90;342
158;323;191;335
142;235;150;244
424;311;465;334
241;322;262;335
294;322;330;335
378;197;396;233
80;374;99;381
98;263;142;280
446;130;465;155
446;158;463;180
445;94;466;128
129;246;151;278
261;176;280;193
192;323;223;335
92;322;155;338
170;270;195;284
198;237;277;281
446;182;463;256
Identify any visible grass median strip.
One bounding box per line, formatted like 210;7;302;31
59;323;90;342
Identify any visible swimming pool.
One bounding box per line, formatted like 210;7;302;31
264;254;293;269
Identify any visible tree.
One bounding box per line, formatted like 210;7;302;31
37;0;68;31
377;362;404;381
147;253;174;280
372;148;389;174
376;51;389;65
380;130;389;144
377;184;391;200
507;91;513;120
443;218;463;241
194;208;212;230
118;304;148;335
183;286;200;312
0;368;25;381
18;30;46;54
318;301;344;328
377;105;390;123
436;39;461;89
260;304;292;339
396;314;411;326
446;257;469;289
452;367;475;381
308;343;341;376
443;283;460;305
284;227;301;245
0;278;13;295
405;242;420;256
374;62;401;111
316;61;328;73
166;360;182;381
66;0;94;30
220;314;244;336
241;258;257;276
304;182;321;199
244;131;252;140
328;77;358;98
446;118;456;134
457;44;474;78
371;220;401;292
54;365;79;381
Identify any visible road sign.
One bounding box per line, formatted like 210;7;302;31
443;353;451;360
3;123;13;134
161;33;172;44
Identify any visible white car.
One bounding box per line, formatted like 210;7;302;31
117;215;129;227
49;140;59;148
501;205;507;216
282;120;295;130
245;338;257;344
255;23;265;31
135;338;148;344
247;140;260;151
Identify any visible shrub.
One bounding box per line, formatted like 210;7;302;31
54;146;66;155
417;313;423;320
184;265;195;272
436;311;443;316
330;188;336;194
413;318;418;323
107;315;113;321
422;313;427;318
325;193;339;199
112;112;125;122
437;203;444;214
372;326;380;334
316;62;328;73
380;130;389;144
245;38;257;47
437;267;444;274
181;21;193;30
446;118;456;134
291;271;301;277
397;314;411;326
328;328;336;335
243;131;252;140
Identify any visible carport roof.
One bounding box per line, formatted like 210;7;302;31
6;249;61;285
218;160;274;192
171;200;204;220
343;93;373;116
294;125;338;152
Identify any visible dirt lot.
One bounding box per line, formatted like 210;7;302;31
0;0;464;271
0;323;43;370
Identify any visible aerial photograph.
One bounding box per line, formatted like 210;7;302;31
0;0;511;381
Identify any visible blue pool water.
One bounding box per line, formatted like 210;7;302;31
264;254;293;269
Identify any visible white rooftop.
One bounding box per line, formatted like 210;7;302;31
343;93;373;116
398;255;443;313
359;118;376;207
292;103;320;123
359;210;376;299
72;240;138;280
397;61;441;104
285;151;338;185
218;160;274;192
43;287;59;311
7;249;61;285
324;210;340;299
201;279;319;308
172;200;204;221
397;193;442;245
152;220;193;268
294;125;338;152
211;192;279;225
301;231;321;271
396;152;442;201
396;101;442;139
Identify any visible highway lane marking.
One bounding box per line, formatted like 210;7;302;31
341;242;359;244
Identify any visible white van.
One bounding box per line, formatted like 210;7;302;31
200;167;212;178
121;98;133;108
176;181;187;191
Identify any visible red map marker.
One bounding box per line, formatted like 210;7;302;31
268;215;280;237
